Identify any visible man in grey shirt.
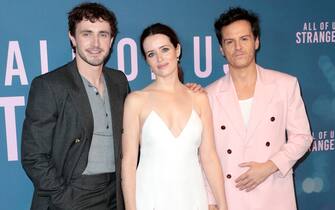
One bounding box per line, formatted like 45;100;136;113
21;3;128;210
81;75;115;175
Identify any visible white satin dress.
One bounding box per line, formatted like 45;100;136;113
136;109;208;210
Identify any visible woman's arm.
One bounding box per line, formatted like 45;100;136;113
197;92;228;210
121;92;142;210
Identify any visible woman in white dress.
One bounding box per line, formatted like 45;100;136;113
122;23;227;210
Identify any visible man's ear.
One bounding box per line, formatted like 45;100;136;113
110;37;114;48
220;46;225;57
255;36;260;50
68;32;76;48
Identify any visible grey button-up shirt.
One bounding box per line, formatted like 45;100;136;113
81;75;115;174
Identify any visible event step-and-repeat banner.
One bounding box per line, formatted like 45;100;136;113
0;0;334;209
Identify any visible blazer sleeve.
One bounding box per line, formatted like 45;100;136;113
21;77;66;199
270;78;313;176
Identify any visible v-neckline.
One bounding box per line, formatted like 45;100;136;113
150;109;195;139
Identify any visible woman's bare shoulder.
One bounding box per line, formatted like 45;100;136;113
124;90;150;112
189;91;210;116
191;91;209;105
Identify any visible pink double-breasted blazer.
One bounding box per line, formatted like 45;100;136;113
206;65;312;210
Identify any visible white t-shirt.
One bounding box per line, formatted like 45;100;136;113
239;97;253;126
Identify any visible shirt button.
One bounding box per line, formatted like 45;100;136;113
74;138;80;143
226;174;232;179
227;149;232;154
106;125;109;129
270;116;275;122
266;141;270;147
221;125;226;130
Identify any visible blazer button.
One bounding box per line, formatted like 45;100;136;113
266;141;270;147
270;116;275;122
227;149;232;154
226;174;232;179
221;125;226;130
74;138;81;143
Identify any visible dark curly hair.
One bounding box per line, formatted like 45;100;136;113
214;7;260;45
68;2;118;37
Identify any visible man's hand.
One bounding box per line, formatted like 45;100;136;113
209;205;218;210
235;160;278;192
185;83;206;93
209;204;228;210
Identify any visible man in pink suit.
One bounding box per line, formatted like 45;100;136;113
206;7;313;210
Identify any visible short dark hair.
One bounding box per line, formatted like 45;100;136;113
214;7;260;45
140;23;184;83
68;2;118;37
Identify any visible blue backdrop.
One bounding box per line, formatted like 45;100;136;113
0;0;334;209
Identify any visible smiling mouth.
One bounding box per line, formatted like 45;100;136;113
87;49;103;54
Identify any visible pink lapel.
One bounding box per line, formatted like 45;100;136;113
215;71;247;139
245;65;276;144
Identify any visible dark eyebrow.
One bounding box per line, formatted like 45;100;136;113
145;50;154;54
241;35;252;38
79;30;93;33
145;44;169;54
223;38;233;42
159;45;169;49
223;34;252;42
145;44;170;54
78;30;110;34
99;30;111;34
